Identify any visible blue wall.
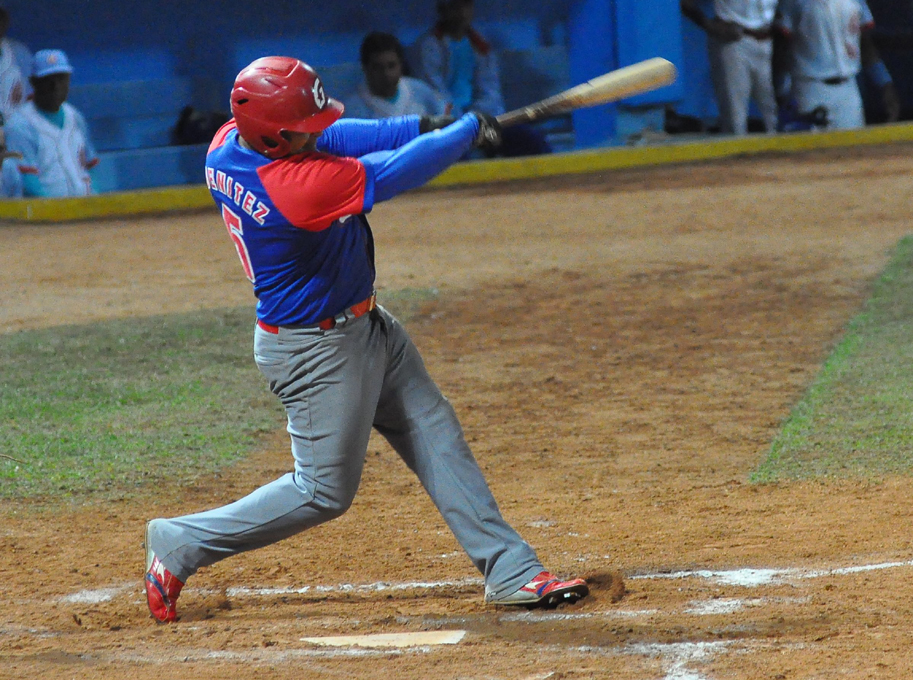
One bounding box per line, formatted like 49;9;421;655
4;0;910;135
3;0;570;93
5;0;698;137
5;0;693;152
567;0;684;146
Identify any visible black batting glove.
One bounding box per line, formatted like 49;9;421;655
473;112;502;151
419;115;456;134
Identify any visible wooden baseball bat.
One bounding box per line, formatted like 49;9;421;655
496;57;677;128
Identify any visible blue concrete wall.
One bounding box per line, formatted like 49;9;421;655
2;0;570;92
567;0;684;147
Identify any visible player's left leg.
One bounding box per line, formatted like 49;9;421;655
145;315;387;621
715;37;753;135
370;306;587;607
747;37;778;133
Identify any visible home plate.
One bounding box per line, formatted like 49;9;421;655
300;630;467;648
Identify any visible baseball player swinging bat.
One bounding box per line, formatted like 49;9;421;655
496;57;677;128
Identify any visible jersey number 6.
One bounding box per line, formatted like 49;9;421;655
221;204;256;283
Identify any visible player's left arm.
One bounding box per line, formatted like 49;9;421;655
359;112;480;204
317;117;422;157
859;2;900;122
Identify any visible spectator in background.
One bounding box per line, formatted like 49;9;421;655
0;112;22;197
417;0;550;156
6;50;98;197
0;6;29;123
681;0;779;135
345;32;450;119
775;0;900;129
418;0;502;118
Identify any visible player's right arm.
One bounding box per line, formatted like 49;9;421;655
257;113;480;229
359;113;479;203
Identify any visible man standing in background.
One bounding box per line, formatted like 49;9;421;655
776;0;900;129
6;49;98;197
681;0;780;135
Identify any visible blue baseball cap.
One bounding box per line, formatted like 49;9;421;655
33;49;74;78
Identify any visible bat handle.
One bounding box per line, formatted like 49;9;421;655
496;111;529;128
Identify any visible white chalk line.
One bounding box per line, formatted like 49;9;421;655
630;559;913;588
58;556;913;607
625;641;734;680
112;647;412;662
684;596;808;616
61;581;136;604
55;577;484;606
226;576;483;598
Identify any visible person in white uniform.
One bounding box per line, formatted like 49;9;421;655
5;49;98;197
776;0;900;129
682;0;780;135
344;32;450;120
0;7;28;123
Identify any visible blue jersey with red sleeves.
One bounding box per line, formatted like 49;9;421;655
206;121;375;326
206;113;479;326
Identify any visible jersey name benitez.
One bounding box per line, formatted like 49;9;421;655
205;120;376;328
206;166;271;225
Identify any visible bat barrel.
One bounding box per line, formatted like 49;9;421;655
496;57;677;129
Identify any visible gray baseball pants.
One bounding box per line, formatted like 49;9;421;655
709;34;778;135
793;76;864;130
148;305;543;601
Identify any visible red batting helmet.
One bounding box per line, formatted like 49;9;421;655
230;56;344;158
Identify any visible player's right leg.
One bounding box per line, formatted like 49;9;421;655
370;306;588;608
144;316;386;622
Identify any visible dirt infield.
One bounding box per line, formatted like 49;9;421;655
3;143;913;679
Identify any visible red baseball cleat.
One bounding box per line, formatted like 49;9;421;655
489;570;589;609
144;520;184;623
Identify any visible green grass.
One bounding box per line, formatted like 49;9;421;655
752;235;913;482
0;288;437;501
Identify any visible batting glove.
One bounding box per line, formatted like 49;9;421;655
473;112;502;152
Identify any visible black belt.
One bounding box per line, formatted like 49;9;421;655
822;76;849;85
